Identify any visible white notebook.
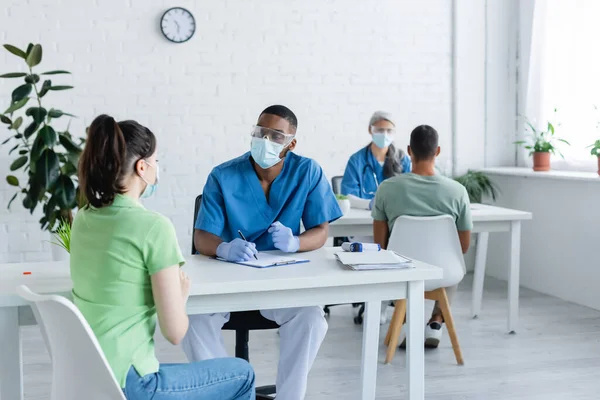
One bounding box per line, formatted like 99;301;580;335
335;250;414;271
217;252;309;268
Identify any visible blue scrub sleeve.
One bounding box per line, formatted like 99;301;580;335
340;157;362;197
195;172;226;238
303;162;343;230
401;154;412;173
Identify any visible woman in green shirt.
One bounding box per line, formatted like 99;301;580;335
71;114;255;399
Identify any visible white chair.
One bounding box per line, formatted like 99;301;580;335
383;215;465;365
16;285;126;400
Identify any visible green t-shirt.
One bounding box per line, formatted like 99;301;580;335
70;194;185;388
372;173;473;232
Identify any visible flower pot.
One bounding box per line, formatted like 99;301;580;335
337;199;351;215
532;152;551;171
51;245;69;261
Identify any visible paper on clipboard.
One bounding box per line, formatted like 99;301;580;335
217;252;309;268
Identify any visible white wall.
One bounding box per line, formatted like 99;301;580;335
0;0;454;262
485;174;600;310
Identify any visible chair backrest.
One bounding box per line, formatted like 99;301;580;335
17;285;126;400
387;215;465;291
192;194;202;255
331;176;343;195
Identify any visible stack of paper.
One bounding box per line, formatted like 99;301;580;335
335;250;414;271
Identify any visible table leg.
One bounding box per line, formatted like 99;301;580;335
471;232;489;318
407;280;425;400
360;301;380;400
0;307;23;400
508;221;521;333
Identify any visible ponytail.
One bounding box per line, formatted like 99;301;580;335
382;143;406;179
78;114;156;208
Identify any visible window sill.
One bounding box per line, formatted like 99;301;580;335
481;167;600;183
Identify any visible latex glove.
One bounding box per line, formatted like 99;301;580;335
216;238;257;262
268;221;300;253
368;198;375;210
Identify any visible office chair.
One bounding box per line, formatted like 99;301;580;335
325;176;365;324
193;195;279;400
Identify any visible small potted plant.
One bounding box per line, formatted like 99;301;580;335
515;110;570;171
50;219;71;260
454;170;498;204
335;194;351;215
587;139;600;176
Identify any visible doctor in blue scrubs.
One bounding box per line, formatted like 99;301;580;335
182;105;342;400
341;111;411;208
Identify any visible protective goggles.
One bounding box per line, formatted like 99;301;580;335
251;125;295;145
371;126;396;135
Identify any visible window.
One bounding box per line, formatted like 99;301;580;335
536;0;600;170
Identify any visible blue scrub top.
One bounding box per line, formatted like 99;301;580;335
340;145;411;199
196;152;343;251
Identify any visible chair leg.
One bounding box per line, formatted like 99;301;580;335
436;288;464;365
384;299;406;364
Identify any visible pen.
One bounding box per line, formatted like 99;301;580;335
238;230;258;260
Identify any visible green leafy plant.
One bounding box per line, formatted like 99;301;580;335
335;194;348;200
588;140;600;157
0;43;84;231
514;109;570;156
50;218;71;253
454;170;499;204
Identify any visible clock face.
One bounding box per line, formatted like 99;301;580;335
161;7;195;43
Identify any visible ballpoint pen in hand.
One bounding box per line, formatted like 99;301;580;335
237;230;258;260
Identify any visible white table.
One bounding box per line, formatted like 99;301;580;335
329;204;533;333
0;248;441;400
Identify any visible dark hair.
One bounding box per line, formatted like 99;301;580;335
78;114;156;208
383;144;407;179
260;105;298;130
409;125;439;161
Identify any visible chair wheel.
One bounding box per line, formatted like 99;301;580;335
354;316;363;325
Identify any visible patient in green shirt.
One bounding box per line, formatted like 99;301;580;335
372;124;472;349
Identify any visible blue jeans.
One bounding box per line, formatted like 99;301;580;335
123;358;255;400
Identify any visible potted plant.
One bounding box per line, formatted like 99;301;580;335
335;194;351;215
0;43;84;259
50;218;71;260
454;170;499;204
587;140;600;176
515;110;570;171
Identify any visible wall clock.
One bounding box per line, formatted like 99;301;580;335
160;7;195;43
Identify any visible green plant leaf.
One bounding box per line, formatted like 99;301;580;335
10;116;23;130
557;138;570;146
3;44;26;59
8;144;19;154
6;175;19;186
25;43;33;56
49;85;74;91
18;149;27;155
24;121;39;139
59;133;82;153
54;176;76;209
10;155;28;171
39;80;51;98
0;72;27;78
61;161;78;177
31;134;46;162
36;149;60;190
547;122;555;135
26;107;47;124
38;125;57;146
11;84;32;103
7;192;18;209
47;109;76;119
1;137;11;145
26;44;42;68
41;70;71;75
4;97;29;114
0;115;11;124
24;74;40;84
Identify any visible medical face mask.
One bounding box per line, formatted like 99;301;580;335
372;133;393;149
251;137;287;169
140;161;159;199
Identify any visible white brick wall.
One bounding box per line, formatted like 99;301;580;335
0;0;453;262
